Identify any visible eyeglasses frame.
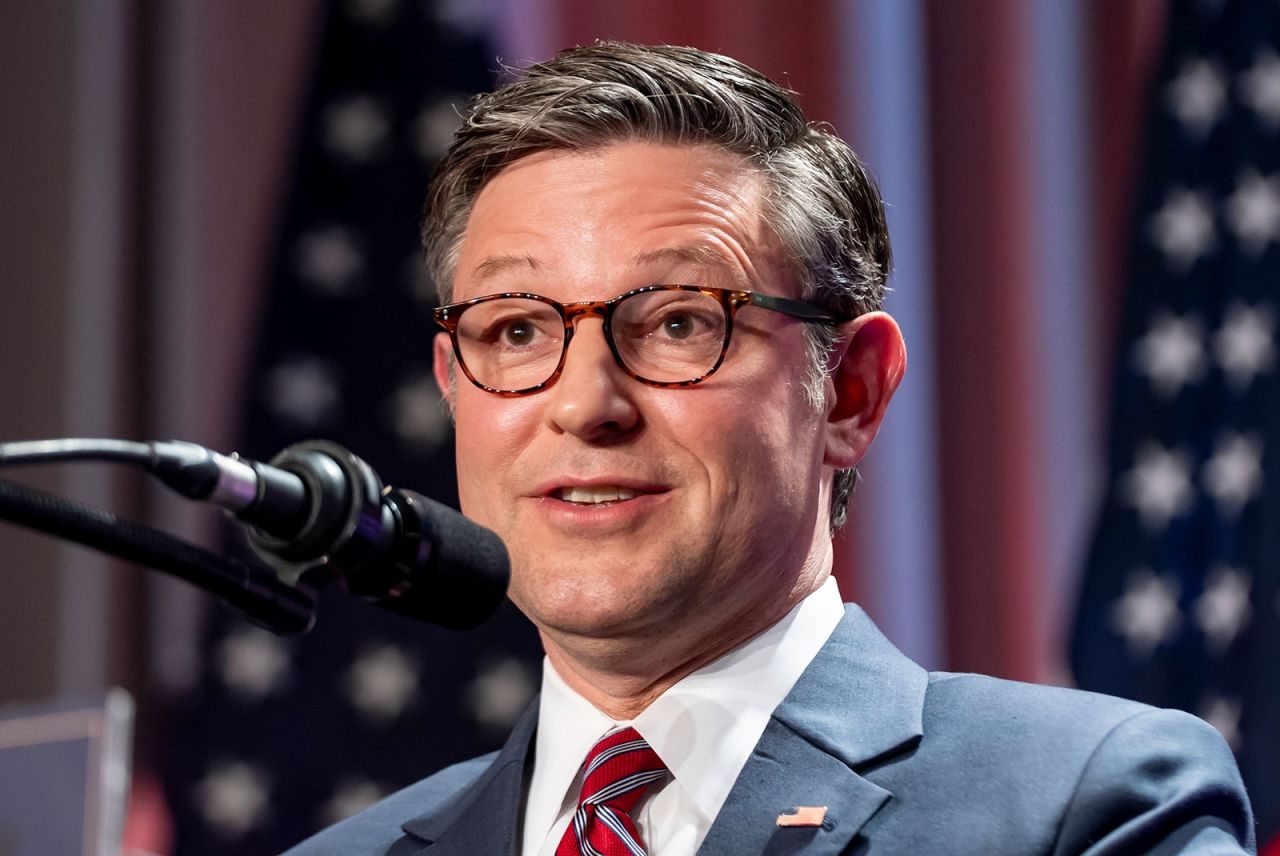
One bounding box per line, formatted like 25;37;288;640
433;284;850;397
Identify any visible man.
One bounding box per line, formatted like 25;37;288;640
287;42;1254;855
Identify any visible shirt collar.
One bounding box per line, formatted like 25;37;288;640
527;576;845;835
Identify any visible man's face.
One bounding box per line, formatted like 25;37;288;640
434;142;838;654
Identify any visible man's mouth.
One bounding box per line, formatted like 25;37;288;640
552;485;641;505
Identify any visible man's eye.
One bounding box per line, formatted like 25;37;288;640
652;307;720;341
475;314;550;348
502;320;536;345
660;313;696;339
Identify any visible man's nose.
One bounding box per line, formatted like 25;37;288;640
543;317;639;439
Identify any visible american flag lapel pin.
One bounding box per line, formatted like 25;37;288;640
776;805;828;827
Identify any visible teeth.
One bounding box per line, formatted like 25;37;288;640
557;486;639;504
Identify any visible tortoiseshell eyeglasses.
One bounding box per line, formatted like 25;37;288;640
433;285;849;396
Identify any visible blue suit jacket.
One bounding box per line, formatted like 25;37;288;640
284;606;1255;855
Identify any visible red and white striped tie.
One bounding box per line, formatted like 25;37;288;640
556;727;668;856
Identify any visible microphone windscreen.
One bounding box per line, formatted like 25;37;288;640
378;490;510;630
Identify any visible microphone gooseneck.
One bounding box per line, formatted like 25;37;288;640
0;437;510;632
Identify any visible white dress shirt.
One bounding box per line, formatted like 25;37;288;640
521;576;846;855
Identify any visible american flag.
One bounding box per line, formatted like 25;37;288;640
158;4;542;854
1071;0;1280;848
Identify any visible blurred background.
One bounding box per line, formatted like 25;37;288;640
1;0;1276;853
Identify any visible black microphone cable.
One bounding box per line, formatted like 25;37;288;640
0;473;315;635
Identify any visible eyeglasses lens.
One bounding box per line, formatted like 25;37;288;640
612;289;728;382
455;298;563;392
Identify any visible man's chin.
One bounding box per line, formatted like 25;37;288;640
519;594;650;641
511;574;684;642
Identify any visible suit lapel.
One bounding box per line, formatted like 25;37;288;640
696;718;892;855
393;700;539;856
699;606;928;854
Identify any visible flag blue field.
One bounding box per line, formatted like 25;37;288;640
1072;0;1280;847
158;5;543;854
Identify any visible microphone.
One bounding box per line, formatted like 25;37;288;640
146;439;509;630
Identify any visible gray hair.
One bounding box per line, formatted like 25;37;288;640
422;42;891;530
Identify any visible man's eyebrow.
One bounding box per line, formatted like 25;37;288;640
633;244;732;269
470;254;540;282
631;245;747;285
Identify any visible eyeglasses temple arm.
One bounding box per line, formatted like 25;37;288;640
746;292;849;324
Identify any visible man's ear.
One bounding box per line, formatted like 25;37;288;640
433;333;455;406
824;311;906;469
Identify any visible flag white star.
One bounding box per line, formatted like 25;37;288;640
1198;695;1242;752
216;627;292;700
323;95;391;162
317;777;389;826
294;226;365;296
345;644;420;723
1120;442;1196;531
1202;432;1264;518
415;98;464;163
389;373;451;452
1214;302;1275;390
1132;311;1206;397
1224;170;1280;256
1239;48;1280;128
1194;566;1252;654
1149;189;1216;271
1165;57;1228;138
194;761;272;839
1110;568;1183;658
465;657;537;730
261;356;343;427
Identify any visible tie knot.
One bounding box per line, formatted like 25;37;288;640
556;728;668;856
579;727;667;811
